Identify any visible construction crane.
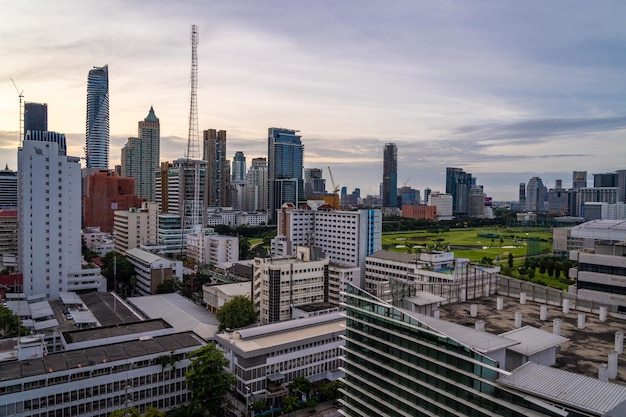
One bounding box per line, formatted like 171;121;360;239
327;166;340;194
10;78;24;146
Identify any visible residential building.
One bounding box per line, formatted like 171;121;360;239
272;207;382;288
231;151;246;181
252;246;329;323
186;229;238;267
304;168;326;197
382;143;398;207
268;128;304;221
18;133;105;299
121;107;160;201
0;324;204;417
215;312;344;408
526;176;546;212
427;191;453;220
125;248;182;296
0;164;18;208
245;157;268;212
340;285;624;417
85;65;109;169
203;129;230;208
401;204;436;221
23;102;48;136
0;209;18;258
155;159;207;227
83;170;145;233
113;202;159;253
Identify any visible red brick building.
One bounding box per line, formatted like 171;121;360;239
401;204;437;221
83;171;146;232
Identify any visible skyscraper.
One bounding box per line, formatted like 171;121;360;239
18;131;105;298
23;102;47;136
382;143;397;207
245;157;268;212
121;107;160;201
0;165;18;208
86;65;110;169
446;167;473;216
203;129;230;207
268;127;304;221
526;176;546;212
572;171;587;190
304;168;326;197
231;151;246;182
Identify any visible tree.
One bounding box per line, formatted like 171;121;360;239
144;407;165;417
507;252;514;268
546;260;555;278
239;237;251;260
185;342;236;416
289;377;311;400
0;306;30;338
554;261;562;279
109;407;140;417
101;251;135;294
281;395;299;414
216;295;257;331
156;279;180;294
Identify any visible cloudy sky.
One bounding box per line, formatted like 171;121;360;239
1;1;625;200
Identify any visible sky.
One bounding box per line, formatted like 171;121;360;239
1;1;626;201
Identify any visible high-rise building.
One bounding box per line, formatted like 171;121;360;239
519;182;526;205
526;176;546;212
86;65;110;169
572;171;587;190
304;168;326;197
468;184;485;217
548;179;569;215
0;165;18;208
382;143;398;207
446;167;473;216
203;129;230;207
113;201;159;253
155;159;207;222
23;102;47;136
617;170;626;203
594;172;618;188
231;151;246;182
121;107;160;201
268;127;304;221
245;157;268;212
18;132;105;298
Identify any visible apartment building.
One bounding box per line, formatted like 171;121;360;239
125;248;182;296
113;202;158;253
186;229;238;267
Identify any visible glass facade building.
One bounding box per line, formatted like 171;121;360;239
340;285;566;417
382;143;397;208
23;102;47;136
267;127;304;221
86;65;110;169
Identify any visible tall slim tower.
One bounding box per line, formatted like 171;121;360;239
382;143;397;207
185;24;202;228
86;65;109;169
268;127;304;221
232;151;246;181
203;129;230;207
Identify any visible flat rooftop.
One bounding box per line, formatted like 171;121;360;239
63;319;172;344
438;295;626;382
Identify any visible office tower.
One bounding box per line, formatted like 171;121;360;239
468;184;485;217
445;167;473;216
519;182;526;205
268;127;304;221
155;159;207;219
83;171;145;233
399;186;418;205
253;246;329;323
572;171;587;190
203;129;230;207
245;157;268;212
423;187;431;205
340;285;574;416
0;165;18;208
23;102;47;136
85;65;110;169
594;172;617;188
382;143;398;207
304;168;326;197
548;179;569;215
18;132;104;298
526;176;545;212
121;107;160;201
231;151;246;182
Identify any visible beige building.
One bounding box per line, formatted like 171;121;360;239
125;248;182;296
113;202;158;253
253;246;329;324
202;282;251;313
186;229;238;267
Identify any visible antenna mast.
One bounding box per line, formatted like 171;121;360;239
185;24;201;229
10;78;24;146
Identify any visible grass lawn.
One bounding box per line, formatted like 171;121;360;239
383;226;553;263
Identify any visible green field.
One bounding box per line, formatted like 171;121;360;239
382;227;553;262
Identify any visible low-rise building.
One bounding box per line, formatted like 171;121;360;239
186;229;238;267
125;248;182;296
203;282;251;314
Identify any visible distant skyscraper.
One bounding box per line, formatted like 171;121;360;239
155;159;207;220
572;171;587;190
268;127;304;221
0;165;18;208
203;129;230;207
231;151;246;182
382;143;398;207
245;157;268;212
424;187;431;204
446;167;473;215
519;183;526;206
304;168;326;197
121;107;160;201
526;176;545;212
594;172;617;188
86;65;110;169
23;102;47;136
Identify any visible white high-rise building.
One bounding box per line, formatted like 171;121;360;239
18;135;105;299
245;157;268;212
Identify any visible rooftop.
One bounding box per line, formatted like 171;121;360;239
63;319;172;344
367;250;416;263
499;326;569;356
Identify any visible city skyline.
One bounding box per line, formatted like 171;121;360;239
2;2;626;200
